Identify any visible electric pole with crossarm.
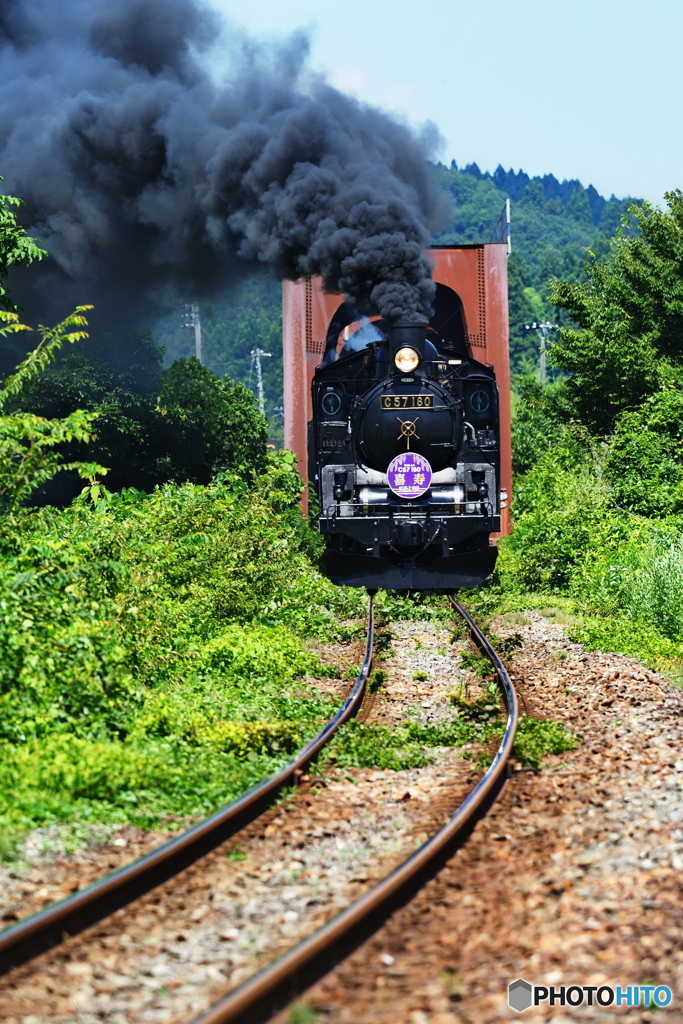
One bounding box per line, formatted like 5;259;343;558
524;320;558;384
183;302;202;364
250;348;272;415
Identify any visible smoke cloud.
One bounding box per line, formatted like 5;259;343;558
0;0;448;326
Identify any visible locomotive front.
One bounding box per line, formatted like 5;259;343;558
311;319;505;590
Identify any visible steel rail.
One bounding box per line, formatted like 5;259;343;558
189;598;518;1024
0;598;375;975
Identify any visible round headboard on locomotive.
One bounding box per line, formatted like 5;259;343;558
282;241;511;591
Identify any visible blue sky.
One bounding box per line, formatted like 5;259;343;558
212;0;682;205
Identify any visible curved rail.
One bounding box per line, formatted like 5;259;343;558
0;598;375;975
189;599;519;1024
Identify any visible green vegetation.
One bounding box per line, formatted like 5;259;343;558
512;717;580;770
0;195;270;501
324;684;577;773
323;687;504;772
287;1002;319;1024
0;306;106;509
471;191;683;678
0;461;370;845
368;668;388;691
0;187;47;313
156;273;283;442
11;332;268;501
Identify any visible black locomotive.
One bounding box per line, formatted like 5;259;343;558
310;319;504;590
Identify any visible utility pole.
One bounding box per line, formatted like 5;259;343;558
250;348;272;415
183;302;202;364
524;320;558;384
490;198;511;255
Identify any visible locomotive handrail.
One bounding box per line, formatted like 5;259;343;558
0;598;375;975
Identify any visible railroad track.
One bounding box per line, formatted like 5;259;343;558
0;598;518;1024
0;600;375;975
187;598;519;1024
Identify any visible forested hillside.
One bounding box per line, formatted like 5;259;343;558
435;162;638;374
152;161;640;422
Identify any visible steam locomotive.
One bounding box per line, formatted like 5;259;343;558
310;318;506;590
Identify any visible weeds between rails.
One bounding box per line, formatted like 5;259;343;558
185;600;523;1024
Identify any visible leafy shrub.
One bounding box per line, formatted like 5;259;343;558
0;733;296;830
0;460;371;839
500;430;624;593
325;685;508;773
369;668;388;691
325;720;432;771
0;188;47;314
549;193;683;434
513;717;580;770
152;357;268;485
511;377;569;475
457;650;494;680
200;625;319;689
0;307;107;509
448;685;501;727
12;337;271;500
374;590;450;621
605;390;683;516
567;618;683;670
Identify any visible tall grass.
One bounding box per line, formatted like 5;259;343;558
626;540;683;641
494;432;683;663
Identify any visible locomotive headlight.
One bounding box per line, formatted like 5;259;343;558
394;346;420;372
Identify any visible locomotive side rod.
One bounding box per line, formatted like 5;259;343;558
0;599;375;976
189;599;519;1024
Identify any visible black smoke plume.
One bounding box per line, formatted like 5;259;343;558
0;0;447;327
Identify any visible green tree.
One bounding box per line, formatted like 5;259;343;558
507;253;545;374
152;358;268;484
13;334;269;499
156;274;283;436
550;192;683;433
0;188;47;313
0;308;106;508
14;330;163;494
605;390;683;516
511;377;570;475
